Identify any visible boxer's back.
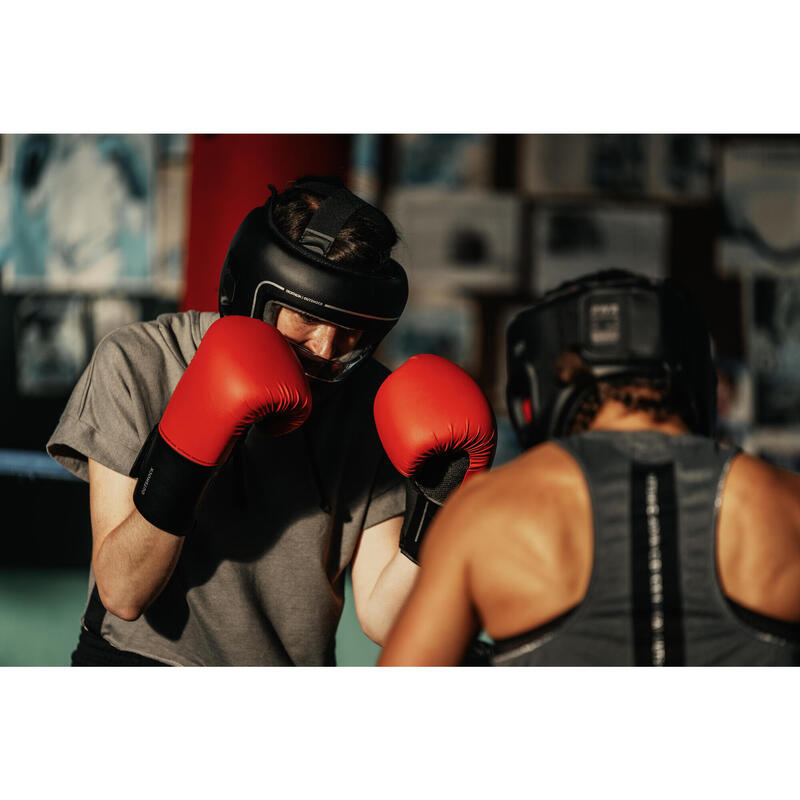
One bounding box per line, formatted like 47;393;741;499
465;431;800;665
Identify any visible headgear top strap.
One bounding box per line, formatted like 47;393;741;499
300;187;367;256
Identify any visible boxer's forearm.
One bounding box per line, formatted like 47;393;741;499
357;551;419;646
93;508;184;621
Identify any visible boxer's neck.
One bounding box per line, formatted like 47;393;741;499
587;399;690;436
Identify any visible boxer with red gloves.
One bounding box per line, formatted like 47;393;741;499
87;317;311;626
47;176;416;666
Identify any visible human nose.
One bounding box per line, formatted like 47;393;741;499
304;324;337;359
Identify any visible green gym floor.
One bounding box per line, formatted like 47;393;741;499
0;568;381;667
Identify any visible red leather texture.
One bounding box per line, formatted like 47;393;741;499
159;317;311;466
373;354;496;484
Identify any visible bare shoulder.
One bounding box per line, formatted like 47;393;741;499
728;450;800;488
421;441;588;560
474;439;583;487
429;441;593;637
719;452;800;620
724;452;800;528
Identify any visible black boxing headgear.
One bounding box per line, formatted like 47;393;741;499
506;269;717;450
218;177;408;382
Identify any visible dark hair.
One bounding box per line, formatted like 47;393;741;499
554;350;692;433
271;176;398;274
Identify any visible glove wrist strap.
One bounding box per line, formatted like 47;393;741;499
130;425;216;536
399;481;441;564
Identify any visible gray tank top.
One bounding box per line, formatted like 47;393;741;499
492;431;800;666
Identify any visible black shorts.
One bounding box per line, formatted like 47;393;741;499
71;627;168;667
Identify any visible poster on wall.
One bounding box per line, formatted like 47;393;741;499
348;134;382;205
154;160;188;299
91;297;142;346
647;135;714;199
747;275;800;426
531;203;668;294
392;134;494;190
0;135;9;270
156;134;189;163
0;134;157;293
15;295;89;396
519;134;713;200
718;141;800;277
376;293;480;375
386;189;521;292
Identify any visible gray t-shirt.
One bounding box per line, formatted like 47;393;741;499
47;310;405;666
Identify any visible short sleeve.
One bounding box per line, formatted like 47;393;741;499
46;324;178;482
362;451;406;531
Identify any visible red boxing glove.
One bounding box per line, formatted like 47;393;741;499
374;354;496;562
160;316;310;463
132;316;311;534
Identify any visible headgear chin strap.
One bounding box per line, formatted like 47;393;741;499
506;270;717;450
218;178;408;382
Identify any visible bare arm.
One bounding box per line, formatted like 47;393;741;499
378;498;480;666
350;515;419;645
89;458;184;621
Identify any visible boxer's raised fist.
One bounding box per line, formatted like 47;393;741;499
374;354;496;562
132;316;311;535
